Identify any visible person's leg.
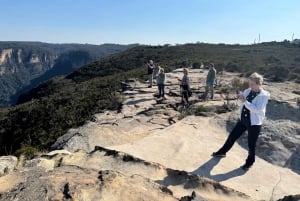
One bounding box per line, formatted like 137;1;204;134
210;85;214;99
149;74;153;87
182;91;188;105
162;84;165;98
214;121;247;155
244;125;261;168
185;91;189;104
203;85;209;99
158;84;162;98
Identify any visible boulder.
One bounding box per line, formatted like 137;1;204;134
0;156;18;176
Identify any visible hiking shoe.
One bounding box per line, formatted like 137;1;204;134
212;152;226;157
241;164;252;171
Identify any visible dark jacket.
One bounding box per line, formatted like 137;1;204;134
156;73;165;84
148;64;155;75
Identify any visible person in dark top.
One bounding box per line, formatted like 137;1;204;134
212;72;270;171
180;68;190;105
147;60;155;88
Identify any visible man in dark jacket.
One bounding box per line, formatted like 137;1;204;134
147;60;155;88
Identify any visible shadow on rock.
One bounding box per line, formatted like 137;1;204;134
266;100;300;122
125;98;154;105
192;157;247;182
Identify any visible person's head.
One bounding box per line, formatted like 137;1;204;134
149;60;154;65
183;68;188;75
248;72;264;91
209;63;214;68
159;66;164;73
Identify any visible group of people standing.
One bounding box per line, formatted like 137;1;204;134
146;60;270;171
147;60;166;99
147;60;217;103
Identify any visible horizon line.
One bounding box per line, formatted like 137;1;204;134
0;39;299;46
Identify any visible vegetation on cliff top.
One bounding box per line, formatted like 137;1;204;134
1;41;300;155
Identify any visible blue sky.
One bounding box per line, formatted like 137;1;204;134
0;0;299;45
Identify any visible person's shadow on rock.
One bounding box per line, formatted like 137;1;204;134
192;157;246;182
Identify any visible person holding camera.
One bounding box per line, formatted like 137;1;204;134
212;72;270;171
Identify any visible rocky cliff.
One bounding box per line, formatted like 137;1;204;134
1;69;299;201
0;42;136;107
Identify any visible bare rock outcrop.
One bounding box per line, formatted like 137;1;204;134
0;156;17;176
2;69;300;201
0;146;251;201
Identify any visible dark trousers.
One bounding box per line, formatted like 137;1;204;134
217;121;261;166
182;91;189;103
181;85;189;104
158;84;165;98
148;74;153;86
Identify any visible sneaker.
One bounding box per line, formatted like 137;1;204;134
241;164;252;171
211;152;226;157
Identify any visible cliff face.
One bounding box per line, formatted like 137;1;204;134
0;47;57;106
0;48;57;76
0;42;136;107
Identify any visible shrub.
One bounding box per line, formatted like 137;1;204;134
15;146;38;159
195;105;215;113
231;77;249;92
266;66;289;82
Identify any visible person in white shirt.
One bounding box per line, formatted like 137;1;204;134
212;72;270;170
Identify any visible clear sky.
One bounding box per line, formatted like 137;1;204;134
0;0;299;45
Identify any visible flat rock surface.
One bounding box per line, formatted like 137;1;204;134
1;68;300;201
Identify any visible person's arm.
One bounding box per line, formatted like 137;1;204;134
206;71;211;81
244;96;269;114
212;69;216;80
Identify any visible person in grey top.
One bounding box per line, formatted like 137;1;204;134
203;63;216;100
156;67;166;99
